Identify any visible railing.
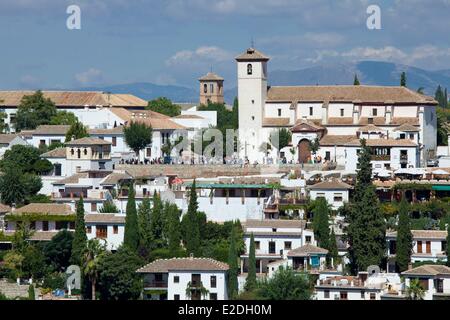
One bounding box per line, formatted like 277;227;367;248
144;281;168;288
371;155;390;161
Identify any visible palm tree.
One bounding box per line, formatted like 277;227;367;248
406;279;426;300
82;239;107;300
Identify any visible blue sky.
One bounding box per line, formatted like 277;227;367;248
1;0;450;90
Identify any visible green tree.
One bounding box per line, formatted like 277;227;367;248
124;184;139;251
28;284;36;300
406;279;425;300
396;197;413;272
353;74;360;85
0;111;9;133
232;97;239;129
65;120;89;142
146;97;181;117
227;226;239;299
150;192;165;248
137;197;152;250
257;266;312;300
446;222;450;267
0;144;52;174
43;230;73;271
400;72;407;87
15;90;57;131
183;181;202;257
328;229;339;265
3;251;24;279
312;198;331;249
245;233;257;291
123;122;153;156
167;203;182;255
99;200;119;213
309;138;320;157
50;111;78;125
270;128;292;157
71;197;87;266
22;245;48;280
97;247;143;300
83;239;107;300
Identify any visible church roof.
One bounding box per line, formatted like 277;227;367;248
199;72;224;81
358;124;384;132
266;85;437;105
291;120;324;132
236;48;270;61
393;123;420;132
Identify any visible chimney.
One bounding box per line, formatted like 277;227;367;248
189;253;194;260
407;262;413;271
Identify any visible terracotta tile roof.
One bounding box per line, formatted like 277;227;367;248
359;117;386;125
130;117;186;130
393;123;420;132
402;265;450;276
41;147;66;158
266;85;437;104
199;72;224;81
9;203;73;215
287;244;328;257
387;230;447;240
245;219;306;229
173;114;204;119
88;126;124;135
109;108;186;130
53;172;89;185
33;125;70;135
291;120;324;132
0;203;11;213
308;179;352;190
327;117;353;125
0;91;147;108
85;214;125;224
358;124;384;132
391;117;420;125
344;138;417;147
109;108;132;121
0;134;20;144
100;172;133;185
262;117;290;127
66;137;112;146
244;231;305;237
137;258;229;273
235;48;270;61
319;135;356;146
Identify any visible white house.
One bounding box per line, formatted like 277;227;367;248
386;230;448;272
307;179;352;210
402;265;450;300
0;134;29;157
235;47;437;167
137;257;229;301
23;125;69;149
85;214;125;251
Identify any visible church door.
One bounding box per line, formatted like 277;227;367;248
298;139;311;164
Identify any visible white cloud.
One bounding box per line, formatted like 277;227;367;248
19;75;40;88
75;68;105;86
165;46;234;66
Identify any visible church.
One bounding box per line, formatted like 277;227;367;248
235;47;438;171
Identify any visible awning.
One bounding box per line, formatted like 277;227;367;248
432;185;450;191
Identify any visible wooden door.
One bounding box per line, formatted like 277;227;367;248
298;140;311;164
426;241;431;253
417;241;423;253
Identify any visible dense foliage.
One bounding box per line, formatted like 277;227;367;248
146;97;181;117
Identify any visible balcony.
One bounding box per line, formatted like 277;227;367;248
144;280;168;289
371;155;391;161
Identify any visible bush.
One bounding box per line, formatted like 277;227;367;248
42;273;66;290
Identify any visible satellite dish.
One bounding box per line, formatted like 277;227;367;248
367;265;380;276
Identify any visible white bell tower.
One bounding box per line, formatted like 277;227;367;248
236;48;270;162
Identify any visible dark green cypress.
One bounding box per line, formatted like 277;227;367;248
167;203;182;255
313;198;330;249
400;72;407;87
70;196;87;266
353;74;360;85
396;197;413;272
245;233;256;291
124;184;139;251
184;180;201;257
227;226;239;299
328;229;339;265
137;197;152;249
446;222;450;267
150;191;164;248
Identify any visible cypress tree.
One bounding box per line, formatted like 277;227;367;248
446;222;450;267
167;203;182;255
184;180;201;257
124;184;139;251
313;198;330;249
400;72;407;87
227;226;239;299
150;192;165;248
245;233;257;291
70;196;87;266
396;197;413;272
353;74;360;85
328;229;339;266
28;284;35;300
137;197;152;249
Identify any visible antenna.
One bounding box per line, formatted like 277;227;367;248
251;37;255;48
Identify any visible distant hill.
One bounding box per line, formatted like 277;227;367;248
72;61;450;103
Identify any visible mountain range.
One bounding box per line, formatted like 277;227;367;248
76;61;450;104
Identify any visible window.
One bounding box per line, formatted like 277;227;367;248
112;137;117;147
77;149;81;159
255;241;260;250
210;293;217;300
370;293;376;300
174;294;180;300
368;117;374;124
210;84;214;94
86;226;92;233
325;151;331;161
442;241;447;252
69;222;75;230
340;292;348;300
91;203;97;212
333;193;343;202
54;163;62;176
55;221;68;230
426;241;431;254
113;225;118;234
272;228;277;232
372;108;378;116
309;107;313;116
251;116;255;121
324;290;330;299
247;64;253;75
417;241;423;253
50;139;60;145
269;241;276;254
83;148;88;155
203;84;208;93
361;291;365;299
29;221;36;230
409;134;414;140
96;225;108;239
317;193;326;199
278;109;282;117
70;148;75;156
39;139;46;147
400;133;406;140
146;148;151;157
99;162;106;170
284;241;292;250
305;236;312;244
210;276;217;288
340;109;344;117
174;276;179;283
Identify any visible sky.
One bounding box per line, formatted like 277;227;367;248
1;0;450;90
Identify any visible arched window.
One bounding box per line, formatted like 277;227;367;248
247;64;253;75
203;84;208;93
70;148;74;156
77;148;81;159
210;84;214;94
84;148;88;155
